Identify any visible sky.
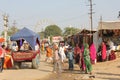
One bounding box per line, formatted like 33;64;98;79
0;0;120;33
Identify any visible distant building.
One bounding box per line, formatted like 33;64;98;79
52;36;63;43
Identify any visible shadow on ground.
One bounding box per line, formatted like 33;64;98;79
96;72;120;80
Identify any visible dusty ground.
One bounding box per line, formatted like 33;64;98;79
0;54;120;80
44;58;120;80
43;53;120;80
0;54;53;80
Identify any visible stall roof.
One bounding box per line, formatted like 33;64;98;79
98;21;120;30
79;29;96;34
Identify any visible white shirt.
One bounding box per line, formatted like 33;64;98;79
35;44;39;51
59;46;65;55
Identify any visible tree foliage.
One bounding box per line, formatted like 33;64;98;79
1;26;19;36
44;25;62;38
63;27;80;36
38;31;44;39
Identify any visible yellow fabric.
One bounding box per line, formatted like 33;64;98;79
41;43;44;51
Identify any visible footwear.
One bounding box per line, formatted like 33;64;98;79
85;72;88;74
89;75;95;78
69;68;73;71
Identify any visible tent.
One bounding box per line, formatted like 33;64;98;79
98;21;120;48
98;21;120;30
10;27;40;50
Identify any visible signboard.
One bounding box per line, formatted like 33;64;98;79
52;36;63;43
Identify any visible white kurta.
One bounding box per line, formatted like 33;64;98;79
59;46;66;62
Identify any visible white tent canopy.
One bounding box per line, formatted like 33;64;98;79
98;21;120;30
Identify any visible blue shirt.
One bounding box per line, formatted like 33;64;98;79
67;51;74;60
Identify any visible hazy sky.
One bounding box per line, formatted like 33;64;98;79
0;0;120;32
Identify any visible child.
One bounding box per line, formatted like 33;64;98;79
67;46;74;70
53;43;62;73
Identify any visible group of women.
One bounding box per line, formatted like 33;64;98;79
74;42;96;75
97;40;116;62
51;43;96;74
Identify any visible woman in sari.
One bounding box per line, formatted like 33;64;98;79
101;42;107;61
89;43;97;64
74;44;81;64
81;45;86;71
83;43;92;75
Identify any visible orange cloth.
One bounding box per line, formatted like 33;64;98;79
3;55;13;69
46;47;52;57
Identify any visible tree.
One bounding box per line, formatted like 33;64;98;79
63;27;80;36
44;25;62;38
1;26;19;36
38;31;44;39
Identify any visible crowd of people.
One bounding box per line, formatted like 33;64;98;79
0;40;40;72
0;38;117;77
41;37;118;78
42;42;97;77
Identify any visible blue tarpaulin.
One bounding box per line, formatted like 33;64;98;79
10;27;40;50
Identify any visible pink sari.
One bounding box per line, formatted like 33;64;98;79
89;43;96;64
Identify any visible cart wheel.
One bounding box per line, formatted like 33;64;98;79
14;62;21;69
32;54;40;69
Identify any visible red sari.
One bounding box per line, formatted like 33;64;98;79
74;46;81;64
109;50;116;60
101;42;107;61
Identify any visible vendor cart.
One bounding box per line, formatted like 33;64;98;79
10;27;40;69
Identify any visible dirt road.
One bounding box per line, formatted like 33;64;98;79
0;54;120;80
44;58;120;80
0;54;53;80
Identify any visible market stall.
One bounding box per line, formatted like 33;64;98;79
98;21;120;51
66;29;96;48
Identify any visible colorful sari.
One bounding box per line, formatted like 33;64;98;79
84;43;92;73
89;43;96;64
46;47;52;57
74;45;81;64
80;45;86;71
4;55;13;69
101;42;107;61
